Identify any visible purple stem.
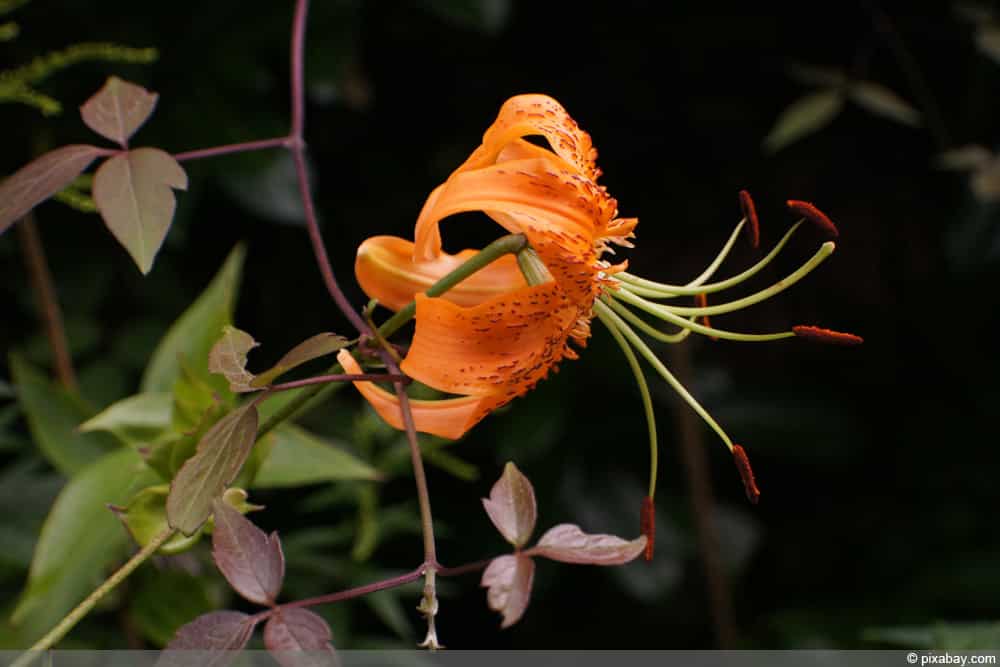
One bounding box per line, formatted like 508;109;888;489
268;372;406;392
174;136;288;162
279;566;426;611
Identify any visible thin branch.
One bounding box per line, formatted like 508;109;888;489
267;372;406;392
666;344;737;648
280;565;426;611
174;136;288;162
17;214;76;389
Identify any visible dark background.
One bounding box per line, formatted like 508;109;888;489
2;0;999;650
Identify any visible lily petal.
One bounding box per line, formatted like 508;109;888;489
400;287;576;398
356;235;526;312
457;94;600;182
337;350;500;440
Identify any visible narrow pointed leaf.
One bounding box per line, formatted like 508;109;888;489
250;333;350;388
208;327;260;393
142;245;245;394
211;499;284;605
848;80;921;127
528;523;647;565
252;424;378;488
93;147;188;274
0;144;104;234
481;554;534;629
264;608;337;667
10;353;118;475
167;403;259;535
976;25;1000;65
786;62;848;88
12;448;158;640
937;145;993;171
763;90;844;153
80;76;158;147
79;392;172;433
160;610;255;666
482;461;536;547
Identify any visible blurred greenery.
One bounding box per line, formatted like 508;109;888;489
1;0;999;652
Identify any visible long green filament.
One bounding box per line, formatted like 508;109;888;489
616;221;804;298
621;241;835;318
608;290;796;343
598;303;735;453
602;294;693;343
593;300;659;498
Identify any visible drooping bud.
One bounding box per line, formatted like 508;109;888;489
640;496;656;561
786;200;839;238
739;190;760;248
792;325;863;345
731;444;760;504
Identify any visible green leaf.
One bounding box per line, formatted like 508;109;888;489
207;326;259;393
0;145;105;234
253;423;378;488
80;77;158;148
130;568;214;647
166;402;259;535
11;448;158;640
763;90;844;153
9;353;119;476
93;147;188;274
110;485;201;555
848;80;921;127
250;333;350;388
141;244;245;394
79;392;172;443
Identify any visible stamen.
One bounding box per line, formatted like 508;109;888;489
640;496;655;562
608;290;797;342
633;241;835;318
599;303;737;453
593;300;660;499
739;190;760;249
613;221;804;298
731;444;760;504
602;296;693;344
787;200;839;238
694;293;715;339
617;219;746;296
792;325;863;345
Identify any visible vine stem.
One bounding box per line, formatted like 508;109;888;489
17;213;77;389
10;528;176;667
267;372;405;392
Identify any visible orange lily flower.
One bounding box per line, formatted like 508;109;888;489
339;94;860;509
339;94;636;440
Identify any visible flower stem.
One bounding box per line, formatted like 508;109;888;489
10;528;175;667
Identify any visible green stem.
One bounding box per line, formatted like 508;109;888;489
11;528;175;667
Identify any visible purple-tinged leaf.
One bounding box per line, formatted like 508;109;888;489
211;499;284;605
250;333;350;388
0;145;105;234
480;554;534;629
208;326;260;393
264;608;337;667
159;610;254;667
93;147;188;274
167;403;259;536
482;461;536;548
80;76;158;147
527;523;647;566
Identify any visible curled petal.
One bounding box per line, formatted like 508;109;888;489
401;287;576;398
338;350;501;440
356;235;526;311
458;94;600;181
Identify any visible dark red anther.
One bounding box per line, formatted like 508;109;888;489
792;325;864;346
738;189;760;249
786;200;839;238
731;444;760;504
694;293;717;340
640;496;655;561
